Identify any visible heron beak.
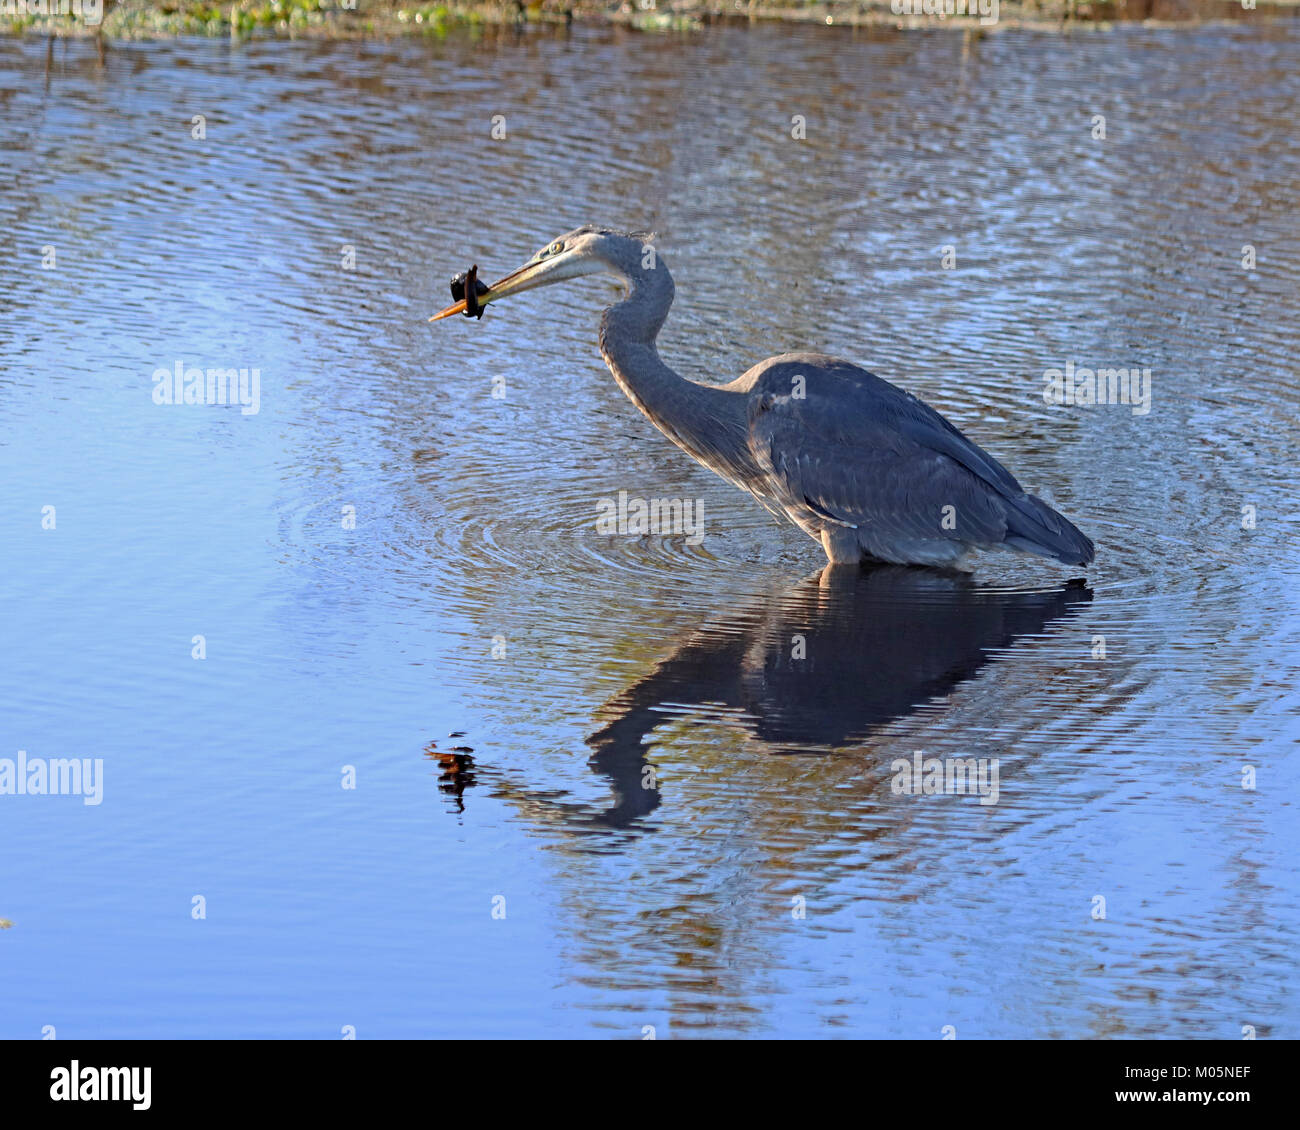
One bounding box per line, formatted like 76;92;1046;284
429;249;597;322
428;258;549;321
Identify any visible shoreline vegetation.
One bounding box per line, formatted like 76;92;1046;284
0;0;1295;41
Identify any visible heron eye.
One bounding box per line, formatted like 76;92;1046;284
550;241;564;255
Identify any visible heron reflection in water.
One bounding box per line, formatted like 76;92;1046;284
485;568;1092;831
432;227;1095;570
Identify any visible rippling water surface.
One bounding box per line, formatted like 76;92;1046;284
2;22;1298;1038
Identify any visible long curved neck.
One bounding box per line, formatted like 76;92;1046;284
597;258;753;487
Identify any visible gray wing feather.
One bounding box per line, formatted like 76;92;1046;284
744;357;1094;564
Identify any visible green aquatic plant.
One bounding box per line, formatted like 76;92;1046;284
0;0;1265;40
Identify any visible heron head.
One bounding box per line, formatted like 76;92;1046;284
430;226;656;321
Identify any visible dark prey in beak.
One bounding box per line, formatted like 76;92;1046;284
450;265;490;319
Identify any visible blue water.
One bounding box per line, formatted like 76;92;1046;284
1;22;1298;1037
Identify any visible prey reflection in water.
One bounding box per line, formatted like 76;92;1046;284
493;568;1092;831
432;227;1095;570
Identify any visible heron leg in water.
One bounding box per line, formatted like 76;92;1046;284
821;526;866;566
820;524;974;571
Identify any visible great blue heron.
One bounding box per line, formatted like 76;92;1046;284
431;226;1095;569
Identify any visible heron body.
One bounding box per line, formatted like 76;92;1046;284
433;226;1094;570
